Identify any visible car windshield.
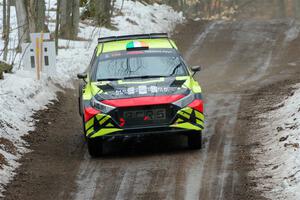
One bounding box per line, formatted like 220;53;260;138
95;52;187;81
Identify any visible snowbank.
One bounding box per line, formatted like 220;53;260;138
251;84;300;200
0;0;184;195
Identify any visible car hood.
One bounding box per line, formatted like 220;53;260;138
92;76;191;104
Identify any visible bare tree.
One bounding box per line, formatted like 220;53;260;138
294;0;300;19
2;0;7;39
26;0;47;33
3;0;11;61
55;0;61;54
276;0;286;18
60;0;80;39
15;0;29;44
15;0;48;49
89;0;112;26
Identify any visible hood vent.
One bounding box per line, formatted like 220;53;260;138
97;84;115;91
170;79;185;87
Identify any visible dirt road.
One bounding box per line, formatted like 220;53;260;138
3;1;300;199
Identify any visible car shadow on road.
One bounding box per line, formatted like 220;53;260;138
90;135;204;159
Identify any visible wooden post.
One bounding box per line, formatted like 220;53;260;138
36;37;40;80
40;32;44;72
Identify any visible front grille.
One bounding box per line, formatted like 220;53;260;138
110;104;177;128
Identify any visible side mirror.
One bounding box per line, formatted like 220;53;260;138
77;73;87;80
191;65;201;76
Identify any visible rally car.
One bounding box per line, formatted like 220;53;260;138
77;33;204;157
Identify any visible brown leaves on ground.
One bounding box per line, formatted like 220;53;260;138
0;137;17;155
0;153;7;170
284;143;300;149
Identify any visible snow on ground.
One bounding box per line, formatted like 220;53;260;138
251;84;300;200
0;0;184;196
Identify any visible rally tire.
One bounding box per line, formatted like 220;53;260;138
187;131;202;149
82;117;87;137
87;138;103;157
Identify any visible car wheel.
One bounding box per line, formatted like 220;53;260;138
82;117;87;140
187;131;202;149
87;138;103;157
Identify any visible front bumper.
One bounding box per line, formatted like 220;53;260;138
83;105;204;139
100;126;199;139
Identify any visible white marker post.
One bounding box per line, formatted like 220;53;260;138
30;33;50;80
22;41;56;77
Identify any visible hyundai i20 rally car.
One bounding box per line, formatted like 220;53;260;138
77;33;204;157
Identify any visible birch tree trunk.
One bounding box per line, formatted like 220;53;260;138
15;0;29;44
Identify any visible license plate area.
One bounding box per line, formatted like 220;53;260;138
117;105;174;128
124;109;166;121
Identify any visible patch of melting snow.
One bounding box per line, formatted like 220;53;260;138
284;22;300;43
288;62;297;66
251;84;300;200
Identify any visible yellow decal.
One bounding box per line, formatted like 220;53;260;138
91;128;123;138
176;118;184;123
85;118;94;130
99;115;110;125
106;123;115;127
87;128;94;135
182;107;193;114
178;110;190;119
195;111;204;121
196;119;204;127
179;77;202;94
83;82;102;100
170;122;202;131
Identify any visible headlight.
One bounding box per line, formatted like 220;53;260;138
91;97;115;113
172;91;195;108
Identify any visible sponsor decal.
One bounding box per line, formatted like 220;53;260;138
111;85;179;96
127;87;135;95
138;85;148;95
150;86;158;93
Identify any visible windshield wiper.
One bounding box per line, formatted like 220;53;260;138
169;63;182;76
123;75;167;80
97;78;121;81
